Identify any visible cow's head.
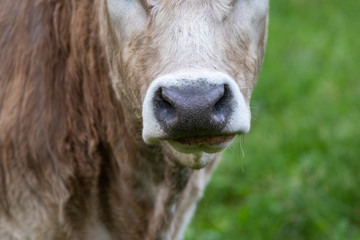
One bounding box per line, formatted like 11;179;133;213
102;0;269;168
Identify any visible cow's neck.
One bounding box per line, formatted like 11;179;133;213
101;104;193;239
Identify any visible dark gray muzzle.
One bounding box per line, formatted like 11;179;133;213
153;81;233;138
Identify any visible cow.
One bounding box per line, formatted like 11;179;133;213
0;0;269;239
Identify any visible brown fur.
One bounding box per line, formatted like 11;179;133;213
0;1;199;239
0;0;268;239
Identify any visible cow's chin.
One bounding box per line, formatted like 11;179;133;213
160;135;236;169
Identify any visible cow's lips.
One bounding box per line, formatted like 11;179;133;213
167;135;235;153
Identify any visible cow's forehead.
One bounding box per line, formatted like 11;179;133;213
144;0;266;5
107;0;268;21
113;0;269;13
146;0;269;12
149;0;233;5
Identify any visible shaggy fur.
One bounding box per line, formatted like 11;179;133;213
0;0;268;239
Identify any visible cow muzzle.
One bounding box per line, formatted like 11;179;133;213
142;70;251;153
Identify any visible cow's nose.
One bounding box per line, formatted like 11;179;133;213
153;83;233;138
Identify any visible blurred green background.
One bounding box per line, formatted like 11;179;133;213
186;0;360;239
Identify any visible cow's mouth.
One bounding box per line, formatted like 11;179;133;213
174;135;235;145
167;135;236;154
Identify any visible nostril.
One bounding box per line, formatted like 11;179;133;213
152;82;233;137
212;84;231;123
154;88;177;125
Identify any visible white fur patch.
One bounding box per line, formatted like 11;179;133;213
142;69;251;144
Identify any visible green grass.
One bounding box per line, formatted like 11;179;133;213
186;1;360;239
